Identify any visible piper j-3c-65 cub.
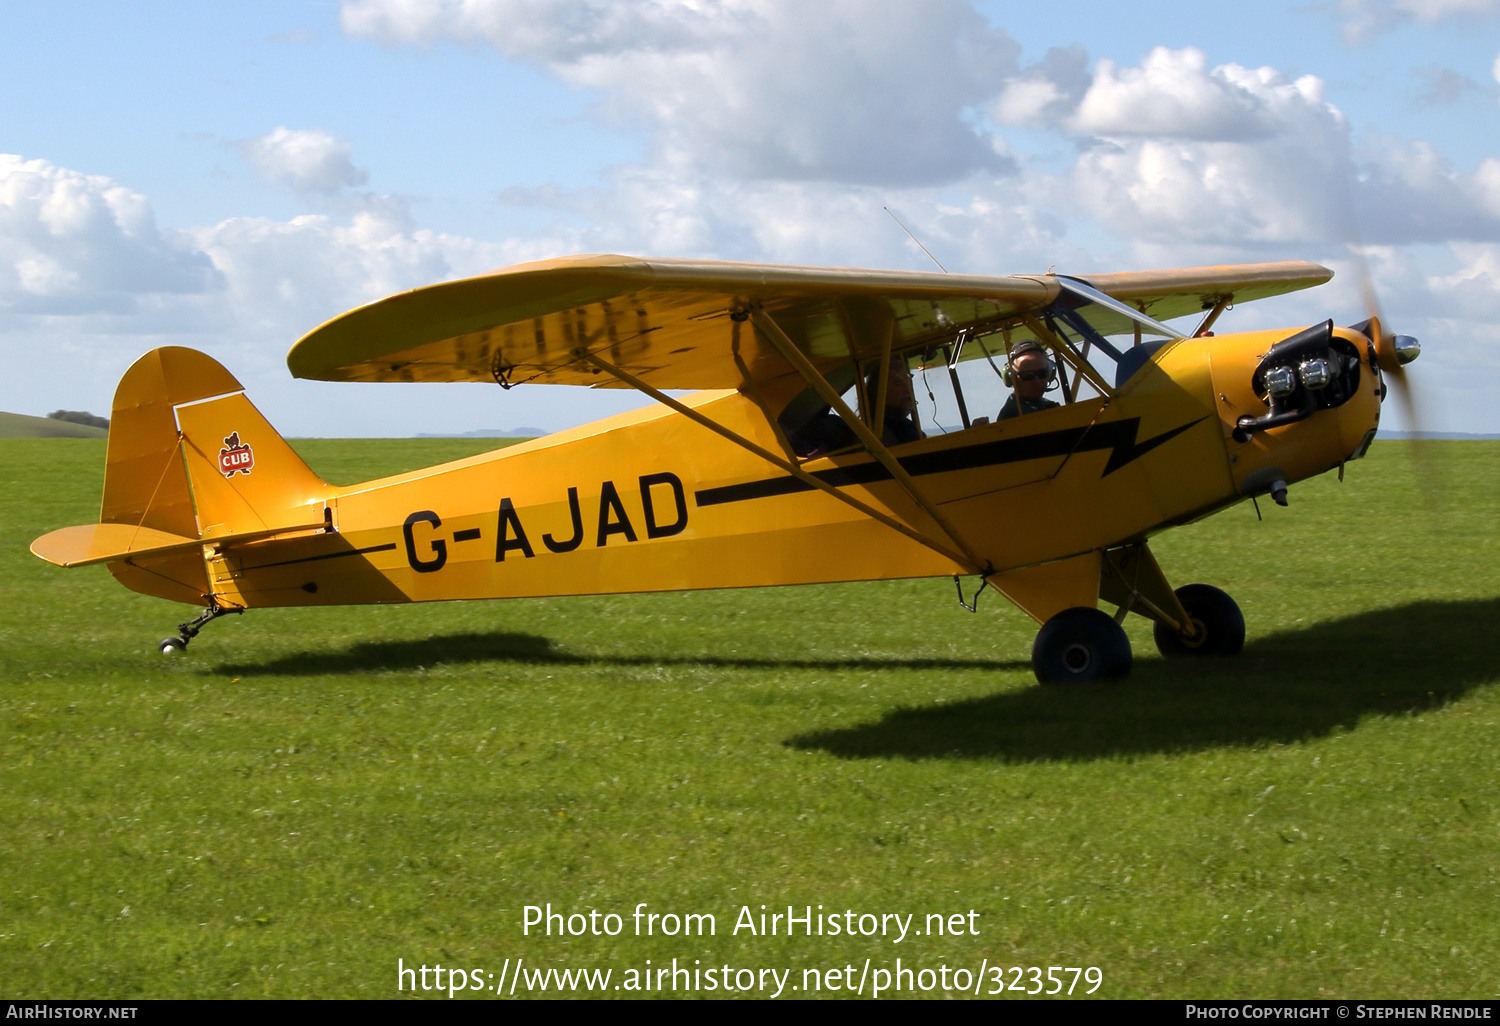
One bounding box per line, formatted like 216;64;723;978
31;254;1422;683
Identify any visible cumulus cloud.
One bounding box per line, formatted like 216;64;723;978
186;204;522;341
0;152;502;334
0;155;218;314
1356;142;1500;242
1038;52;1356;246
503;163;1077;273
0;150;562;435
240;126;368;194
1426;242;1500;314
990;45;1089;127
341;0;1020;186
990;45;1500;252
0;152;525;345
1047;52;1500;249
1416;244;1500;413
1068;48;1283;141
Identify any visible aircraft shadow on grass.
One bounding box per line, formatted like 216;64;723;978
789;597;1500;762
211;633;1029;678
210;597;1500;763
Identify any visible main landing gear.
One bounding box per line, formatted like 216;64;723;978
1030;584;1244;684
1152;584;1245;658
1032;607;1132;684
157;601;243;655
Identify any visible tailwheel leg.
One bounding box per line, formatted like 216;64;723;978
1153;584;1245;658
1032;607;1133;684
157;600;243;655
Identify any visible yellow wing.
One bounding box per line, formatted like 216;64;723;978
1079;262;1333;322
286;254;1331;390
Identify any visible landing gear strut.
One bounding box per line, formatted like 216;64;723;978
157;601;242;655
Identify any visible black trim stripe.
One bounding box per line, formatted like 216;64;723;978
239;542;397;571
695;416;1205;508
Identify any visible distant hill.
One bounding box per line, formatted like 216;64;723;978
1378;432;1500;440
0;411;108;438
416;427;547;438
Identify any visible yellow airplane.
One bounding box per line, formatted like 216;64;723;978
30;254;1421;682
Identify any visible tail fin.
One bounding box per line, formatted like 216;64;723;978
104;346;328;540
101;346;241;539
32;347;328;604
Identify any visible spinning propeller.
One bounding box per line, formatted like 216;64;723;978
1342;246;1446;508
1347;247;1422;433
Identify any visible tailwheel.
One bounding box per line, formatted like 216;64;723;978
1153;584;1245;658
1032;607;1132;684
154;600;244;656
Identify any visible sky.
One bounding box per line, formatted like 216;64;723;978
1;0;1498;436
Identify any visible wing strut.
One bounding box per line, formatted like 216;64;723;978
575;350;978;572
748;307;992;575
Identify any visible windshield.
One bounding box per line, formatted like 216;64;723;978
1054;276;1180;341
924;277;1180;395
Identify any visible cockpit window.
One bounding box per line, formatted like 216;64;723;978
905;337;1014;434
775;278;1187;455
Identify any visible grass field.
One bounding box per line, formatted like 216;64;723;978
2;437;1498;999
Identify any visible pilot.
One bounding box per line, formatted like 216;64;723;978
997;340;1061;420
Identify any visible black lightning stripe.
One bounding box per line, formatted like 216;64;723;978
694;416;1206;508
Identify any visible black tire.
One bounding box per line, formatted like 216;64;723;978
1153;584;1245;658
158;637;187;655
1032;607;1133;684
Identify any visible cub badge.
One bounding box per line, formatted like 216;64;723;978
218;432;254;478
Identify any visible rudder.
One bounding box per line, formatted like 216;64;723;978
173;391;327;540
97;347;327;603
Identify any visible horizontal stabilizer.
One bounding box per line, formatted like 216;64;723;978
31;523;202;568
31;519;329;568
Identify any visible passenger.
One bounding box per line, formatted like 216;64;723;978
997;340;1061;420
780;357;923;458
786;410;855;457
866;358;922;445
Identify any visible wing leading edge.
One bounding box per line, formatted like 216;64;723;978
286;254;1331;391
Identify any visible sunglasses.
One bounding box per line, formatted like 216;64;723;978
1013;369;1051;382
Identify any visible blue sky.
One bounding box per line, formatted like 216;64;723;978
2;0;1498;435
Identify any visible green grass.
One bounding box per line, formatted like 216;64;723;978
3;437;1498;999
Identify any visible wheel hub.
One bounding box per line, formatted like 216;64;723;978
1061;642;1092;674
1179;616;1208;649
1033;606;1133;684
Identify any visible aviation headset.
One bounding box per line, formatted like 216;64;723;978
1001;339;1058;387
